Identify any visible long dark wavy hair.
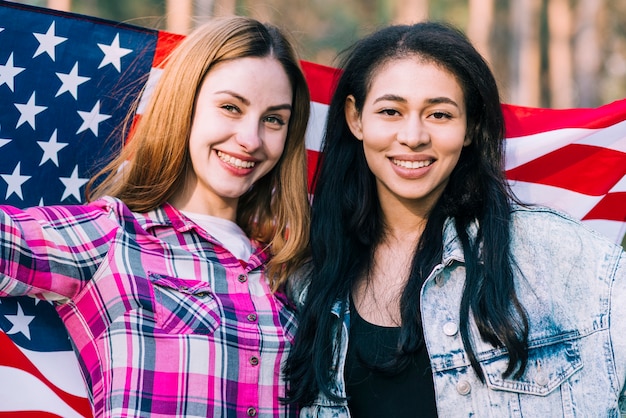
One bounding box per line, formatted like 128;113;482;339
284;21;529;406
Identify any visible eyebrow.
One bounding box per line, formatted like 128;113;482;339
215;90;292;112
373;94;460;108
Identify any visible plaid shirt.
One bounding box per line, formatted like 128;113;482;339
0;197;298;417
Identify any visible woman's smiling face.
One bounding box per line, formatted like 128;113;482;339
345;57;469;214
178;56;293;218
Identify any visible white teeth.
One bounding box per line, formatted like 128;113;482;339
391;159;433;169
217;151;256;169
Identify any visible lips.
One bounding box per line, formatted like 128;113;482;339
217;150;256;169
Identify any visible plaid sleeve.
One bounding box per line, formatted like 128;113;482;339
0;203;118;300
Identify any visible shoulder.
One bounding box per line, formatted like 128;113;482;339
508;204;624;300
89;197;169;228
508;204;623;294
509;204;619;255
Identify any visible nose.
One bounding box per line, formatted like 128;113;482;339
396;115;429;148
235;119;262;152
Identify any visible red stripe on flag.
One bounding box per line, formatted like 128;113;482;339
153;31;185;68
505;144;626;196
301;61;340;105
582;192;626;222
0;413;67;418
503;99;626;138
0;332;92;418
306;149;321;193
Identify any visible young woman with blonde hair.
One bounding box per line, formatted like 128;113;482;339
0;16;309;417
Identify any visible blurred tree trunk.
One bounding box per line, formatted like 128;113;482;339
392;0;429;24
213;0;237;17
195;0;215;21
547;0;573;108
467;0;495;65
574;0;603;106
166;0;192;34
509;0;541;106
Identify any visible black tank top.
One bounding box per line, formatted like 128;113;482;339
344;303;438;417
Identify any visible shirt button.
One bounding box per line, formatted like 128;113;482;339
443;321;458;336
247;407;257;416
238;274;247;283
247;313;257;322
249;356;259;366
456;380;471;395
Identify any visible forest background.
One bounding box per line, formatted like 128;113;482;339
7;0;626;248
10;0;626;110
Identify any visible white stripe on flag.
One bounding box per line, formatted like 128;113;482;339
305;101;329;152
509;180;602;219
505;128;596;170
583;220;626;245
137;67;164;115
0;366;86;417
575;120;626;150
505;120;626;170
19;345;88;396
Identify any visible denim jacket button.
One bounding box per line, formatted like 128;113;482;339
535;372;549;386
456;380;471;395
443;321;458;336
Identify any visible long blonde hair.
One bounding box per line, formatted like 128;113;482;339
87;16;311;290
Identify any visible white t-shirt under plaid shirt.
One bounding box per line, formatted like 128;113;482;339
0;196;298;417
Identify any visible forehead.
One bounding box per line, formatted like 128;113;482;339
365;56;463;100
199;56;293;100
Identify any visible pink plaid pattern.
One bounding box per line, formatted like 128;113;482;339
0;197;297;417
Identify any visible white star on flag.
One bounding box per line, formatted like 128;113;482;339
14;92;47;129
37;129;68;166
1;162;31;200
0;53;26;92
60;165;88;201
4;302;35;340
0;138;9;148
76;100;111;136
32;21;67;61
97;33;132;72
55;62;90;99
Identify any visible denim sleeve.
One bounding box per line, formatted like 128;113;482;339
611;250;626;415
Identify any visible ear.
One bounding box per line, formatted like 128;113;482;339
463;135;472;146
345;95;363;140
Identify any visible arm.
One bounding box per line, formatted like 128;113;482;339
0;203;117;301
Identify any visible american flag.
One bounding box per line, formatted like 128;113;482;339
0;1;624;416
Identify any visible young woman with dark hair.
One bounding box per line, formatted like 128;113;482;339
284;22;626;417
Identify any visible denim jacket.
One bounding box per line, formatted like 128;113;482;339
294;206;626;417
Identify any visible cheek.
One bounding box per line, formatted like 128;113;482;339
266;133;288;160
